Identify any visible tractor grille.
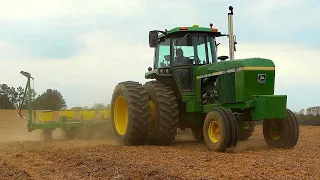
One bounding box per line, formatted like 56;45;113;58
217;73;236;104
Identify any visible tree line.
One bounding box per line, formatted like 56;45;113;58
294;106;320;126
0;83;67;110
70;103;111;111
0;83;110;111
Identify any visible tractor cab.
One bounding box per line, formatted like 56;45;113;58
146;25;231;92
146;6;237;95
155;28;221;69
149;25;228;69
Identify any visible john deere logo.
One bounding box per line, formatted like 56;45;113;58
257;74;266;83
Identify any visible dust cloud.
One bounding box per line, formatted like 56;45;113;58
0;109;117;144
0;110;39;142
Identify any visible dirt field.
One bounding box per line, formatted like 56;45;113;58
0;110;319;180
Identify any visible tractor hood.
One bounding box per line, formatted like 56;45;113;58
196;57;275;78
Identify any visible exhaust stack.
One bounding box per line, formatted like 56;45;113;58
228;6;235;60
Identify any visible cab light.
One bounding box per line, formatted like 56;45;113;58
211;28;218;32
180;27;188;30
193;24;199;27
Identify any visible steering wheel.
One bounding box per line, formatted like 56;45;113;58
189;56;202;64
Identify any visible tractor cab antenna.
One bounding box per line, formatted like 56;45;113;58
228;6;235;60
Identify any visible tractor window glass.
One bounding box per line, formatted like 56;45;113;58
157;38;170;68
208;36;217;63
172;34;216;66
172;34;195;66
197;38;215;64
196;36;216;64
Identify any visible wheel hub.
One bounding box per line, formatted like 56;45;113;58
269;119;282;140
114;96;128;135
208;121;220;143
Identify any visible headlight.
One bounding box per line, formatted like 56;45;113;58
159;68;171;74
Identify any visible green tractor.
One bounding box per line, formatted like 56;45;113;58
110;6;299;152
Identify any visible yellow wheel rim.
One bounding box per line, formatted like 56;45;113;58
114;96;128;135
269;124;282;140
149;100;156;131
208;121;220;143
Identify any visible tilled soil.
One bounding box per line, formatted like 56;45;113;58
0;125;319;180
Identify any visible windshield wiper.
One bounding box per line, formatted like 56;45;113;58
177;33;190;46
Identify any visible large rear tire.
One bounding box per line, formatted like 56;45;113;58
111;81;151;146
263;108;299;149
143;81;179;145
203;108;238;152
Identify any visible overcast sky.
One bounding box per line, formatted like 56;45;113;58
0;0;319;112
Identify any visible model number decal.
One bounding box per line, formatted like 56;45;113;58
196;66;274;80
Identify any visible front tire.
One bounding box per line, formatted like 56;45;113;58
203;108;238;152
111;81;151;146
263;109;299;149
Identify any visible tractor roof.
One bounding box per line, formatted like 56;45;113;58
159;25;224;38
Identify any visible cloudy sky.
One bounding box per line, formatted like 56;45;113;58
0;0;319;112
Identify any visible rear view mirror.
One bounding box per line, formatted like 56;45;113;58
149;30;158;48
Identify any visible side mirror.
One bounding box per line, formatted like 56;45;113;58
149;30;158;48
217;56;229;61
